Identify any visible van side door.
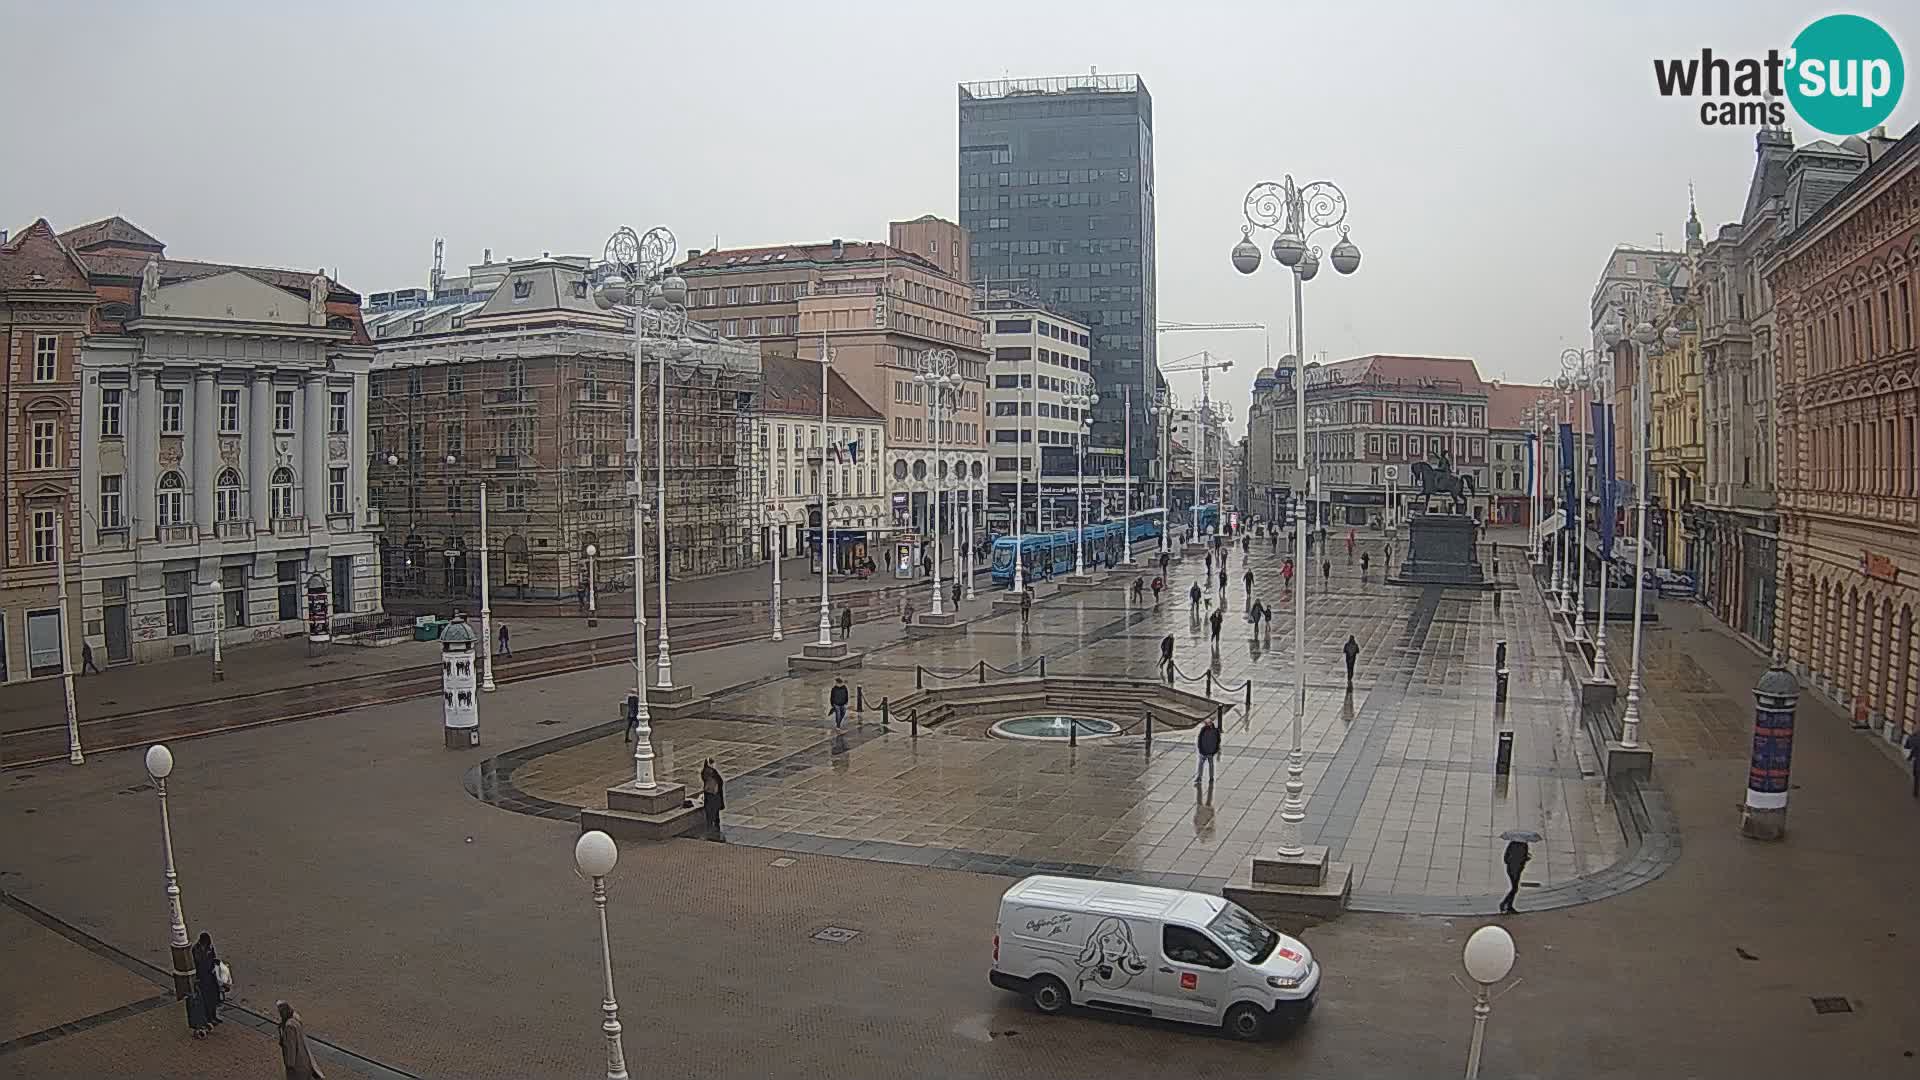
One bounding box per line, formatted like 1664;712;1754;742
1154;923;1234;1024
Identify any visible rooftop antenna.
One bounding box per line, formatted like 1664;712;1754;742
430;238;445;300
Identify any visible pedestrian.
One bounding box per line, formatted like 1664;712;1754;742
576;582;588;613
81;641;101;675
276;1000;326;1080
1020;588;1032;629
922;552;932;579
1189;581;1202;615
1159;551;1170;577
496;623;511;657
1209;607;1224;657
1905;728;1920;797
1343;634;1360;688
829;677;850;727
1261;603;1274;644
701;758;725;833
1385;543;1394;571
839;606;853;641
1282;558;1295;590
1205;551;1213;575
951;578;962;608
1196;715;1221;785
191;931;224;1034
1217;567;1227;597
1322;559;1331;588
1242;568;1253;600
1151;576;1164;606
1249;599;1266;634
1131;576;1145;603
1360;551;1371;578
623;693;640;743
1500;839;1531;913
1346;527;1355;557
1271;532;1279;553
1160;633;1176;685
901;600;915;627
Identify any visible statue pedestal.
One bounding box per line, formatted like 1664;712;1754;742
1393;513;1486;587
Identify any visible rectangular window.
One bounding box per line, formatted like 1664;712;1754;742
100;388;123;437
29;508;56;564
274;390;296;432
446;422;464;455
219;389;240;432
222;564;247;628
33;335;57;382
746;286;760;303
165;571;192;637
505;482;528;511
30;419;57;470
329;467;348;515
330;391;350;434
99;475;124;529
158;388;182;434
723;320;738;337
725;287;740;304
447;368;465;394
332;555;353;614
746;318;761;336
277;559;303;621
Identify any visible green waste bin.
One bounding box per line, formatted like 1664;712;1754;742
413;616;447;642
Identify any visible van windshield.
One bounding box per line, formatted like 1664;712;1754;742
1207;902;1278;964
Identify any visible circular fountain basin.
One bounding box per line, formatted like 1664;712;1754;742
989;715;1122;742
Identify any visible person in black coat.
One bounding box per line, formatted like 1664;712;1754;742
1343;634;1361;688
1196;718;1221;785
1160;634;1176;685
829;678;850;727
1208;607;1224;657
701;759;726;834
191;931;223;1032
1500;839;1531;913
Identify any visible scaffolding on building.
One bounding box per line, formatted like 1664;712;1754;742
367;316;762;603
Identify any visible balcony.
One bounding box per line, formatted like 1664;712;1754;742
158;523;198;545
94;526;129;552
216;519;254;540
272;513;308;538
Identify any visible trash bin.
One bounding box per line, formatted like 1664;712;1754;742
1495;730;1514;775
413;615;446;642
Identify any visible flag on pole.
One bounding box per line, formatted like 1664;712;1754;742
1558;422;1575;535
1593;402;1617;558
846;438;862;465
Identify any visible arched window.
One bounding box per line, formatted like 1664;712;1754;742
271;467;297;519
215;468;243;522
157;471;186;527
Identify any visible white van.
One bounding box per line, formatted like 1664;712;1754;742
989;875;1319;1040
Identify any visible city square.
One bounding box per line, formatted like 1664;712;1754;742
4;5;1920;1078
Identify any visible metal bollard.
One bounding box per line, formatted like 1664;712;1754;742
1495;640;1508;670
911;709;919;739
880;696;889;731
1495;730;1514;774
1493;590;1502;613
1039;656;1047;677
1215;703;1226;728
1496;670;1510;704
916;666;924;690
1144;710;1153;749
1069;718;1077;747
1244;680;1253;712
1206;671;1214;696
857;685;866;713
978;660;986;684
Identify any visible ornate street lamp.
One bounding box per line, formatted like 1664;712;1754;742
915;349;961;617
572;831;629;1080
1233;174;1361;859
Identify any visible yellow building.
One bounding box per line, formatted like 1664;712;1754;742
1649;201;1707;573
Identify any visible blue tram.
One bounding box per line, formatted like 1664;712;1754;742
991;520;1144;585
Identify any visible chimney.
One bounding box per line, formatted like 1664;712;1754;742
0;229;8;245
686;249;702;259
482;247;492;264
831;238;845;259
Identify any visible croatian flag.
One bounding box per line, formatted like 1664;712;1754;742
829;438;862;465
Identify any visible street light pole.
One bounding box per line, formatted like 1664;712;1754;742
1122;384;1137;564
1234;175;1363;859
964;484;977;600
585;543;599;628
572;831;630;1080
916;349;960;616
55;514;81;764
1157;390;1172;554
815;326;834;646
478;481;496;692
1619;320;1673;748
768;507;783;641
144;744;192;999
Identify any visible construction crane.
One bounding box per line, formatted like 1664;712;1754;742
1156;319;1270;366
1160;350;1237;528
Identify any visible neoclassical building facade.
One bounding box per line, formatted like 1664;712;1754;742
1769;127;1920;746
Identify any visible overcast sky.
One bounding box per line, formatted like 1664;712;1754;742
4;0;1915;435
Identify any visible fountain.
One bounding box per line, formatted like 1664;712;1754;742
989;715;1122;742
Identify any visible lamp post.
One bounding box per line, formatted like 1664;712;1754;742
1122;384;1137;565
1560;349;1599;641
812;326;835;645
964;480;978;600
1590;334;1620;683
1153;389;1173;555
1068;385;1098;575
1619;320;1677;748
207;572;224;683
1234;174;1362;859
572;831;630;1080
1459;925;1518;1080
477;480;496;692
585;543;599;628
143;744;193;999
767;504;784;641
915;348;960;618
594;223;675;789
55;513;81;764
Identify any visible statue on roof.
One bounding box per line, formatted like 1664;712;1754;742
308;271;329;325
140;256;162;306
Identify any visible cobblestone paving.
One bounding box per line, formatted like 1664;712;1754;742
501;533;1629;912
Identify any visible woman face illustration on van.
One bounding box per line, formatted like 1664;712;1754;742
1077;916;1148;990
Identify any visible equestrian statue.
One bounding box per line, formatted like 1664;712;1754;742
1409;447;1473;515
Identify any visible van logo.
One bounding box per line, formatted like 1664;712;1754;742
1076;916;1148;991
1180;972;1197;991
1023;913;1072;938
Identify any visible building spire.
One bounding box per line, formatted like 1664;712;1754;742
1685;182;1704;252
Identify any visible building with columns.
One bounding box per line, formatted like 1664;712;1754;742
0;221;92;681
1768;123;1918;746
62;218;379;664
756;355;887;569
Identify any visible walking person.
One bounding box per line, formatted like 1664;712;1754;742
1151;576;1164;606
1384;543;1394;573
1271;531;1279;554
1189;581;1203;617
1906;728;1920;797
1020;588;1032;630
951;578;962;609
1282;557;1295;589
1205;550;1213;575
1249;599;1266;639
901;600;915;627
829;677;850;728
1159;551;1170;578
1242;568;1254;607
191;931;224;1035
623;693;640;743
276;1000;326;1080
1360;551;1371;580
839;606;853;641
1343;634;1360;689
1322;559;1332;590
1196;715;1221;786
81;641;101;675
1500;838;1532;913
1217;567;1228;599
1131;576;1145;604
921;552;932;579
701;758;726;835
1209;607;1224;658
496;623;511;657
1160;633;1176;685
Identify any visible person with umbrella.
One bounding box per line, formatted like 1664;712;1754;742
1499;831;1538;914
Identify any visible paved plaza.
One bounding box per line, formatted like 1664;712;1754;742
4;528;1920;1078
495;534;1627;911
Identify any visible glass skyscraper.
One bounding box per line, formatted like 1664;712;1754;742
958;74;1157;482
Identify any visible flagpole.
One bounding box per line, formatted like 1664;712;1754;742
816;326;833;647
1122;384;1135;564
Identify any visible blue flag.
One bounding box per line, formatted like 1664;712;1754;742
1591;402;1615;558
1558;422;1575;535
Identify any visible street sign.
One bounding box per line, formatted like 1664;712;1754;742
1384;464;1399;481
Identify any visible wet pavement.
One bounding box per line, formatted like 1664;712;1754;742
492;531;1631;913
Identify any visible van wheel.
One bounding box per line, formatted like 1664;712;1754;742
1223;1002;1267;1041
1028;975;1070;1015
